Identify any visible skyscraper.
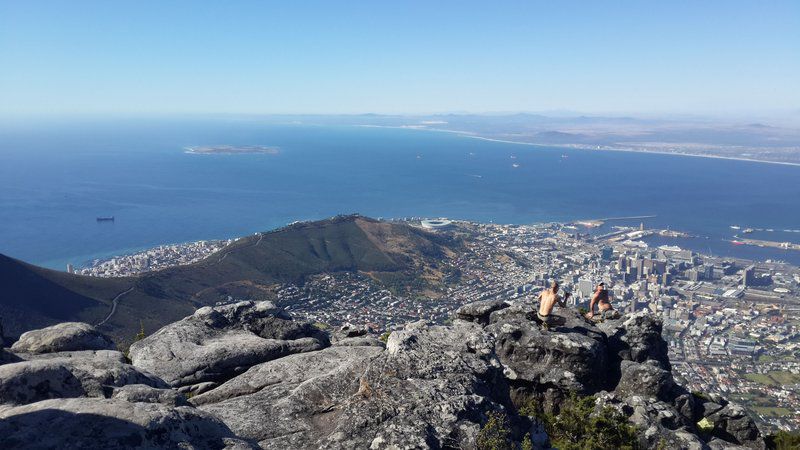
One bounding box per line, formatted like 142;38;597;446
743;265;756;287
617;255;627;272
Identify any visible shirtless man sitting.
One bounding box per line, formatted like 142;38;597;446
585;282;619;321
537;281;569;330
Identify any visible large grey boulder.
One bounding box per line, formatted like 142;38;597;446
194;321;546;449
0;352;167;406
129;301;329;387
0;397;256;449
598;312;671;371
10;322;115;354
456;299;510;325
615;360;676;402
192;345;384;447
706;403;765;449
486;306;609;395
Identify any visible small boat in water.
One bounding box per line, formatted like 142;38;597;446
96;216;115;222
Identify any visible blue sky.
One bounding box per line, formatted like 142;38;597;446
1;1;798;116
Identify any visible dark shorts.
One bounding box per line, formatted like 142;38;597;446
537;312;558;326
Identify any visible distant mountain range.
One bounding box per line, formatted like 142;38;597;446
0;215;460;341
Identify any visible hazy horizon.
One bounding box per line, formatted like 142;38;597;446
2;1;799;117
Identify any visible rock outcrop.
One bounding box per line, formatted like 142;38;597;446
329;324;385;347
0;352;166;406
0;315;259;448
128;301;328;388
615;360;676;402
597;312;671;370
0;398;255;449
0;299;766;449
487;305;609;397
706;402;765;449
456;298;509;325
193;321;546;449
10;322;115;354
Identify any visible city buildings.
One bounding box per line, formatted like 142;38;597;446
75;219;800;432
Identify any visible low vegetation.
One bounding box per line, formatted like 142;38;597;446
117;320;147;360
536;394;639;450
766;430;800;450
753;407;793;418
476;412;512;450
477;394;639;450
312;321;331;331
745;371;800;387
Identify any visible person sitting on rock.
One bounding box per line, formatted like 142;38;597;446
585;282;619;321
535;281;568;330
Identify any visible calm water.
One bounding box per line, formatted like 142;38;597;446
1;118;800;269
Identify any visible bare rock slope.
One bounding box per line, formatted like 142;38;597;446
1;301;765;449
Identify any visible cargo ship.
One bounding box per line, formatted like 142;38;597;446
96;216;115;222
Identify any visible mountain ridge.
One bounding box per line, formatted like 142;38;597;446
0;215;460;341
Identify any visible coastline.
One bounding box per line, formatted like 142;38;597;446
357;124;800;168
56;217;798;277
463;134;800;168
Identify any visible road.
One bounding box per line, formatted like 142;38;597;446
96;287;134;327
96;233;265;327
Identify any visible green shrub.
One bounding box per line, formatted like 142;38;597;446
524;393;639;450
518;398;542;419
378;331;391;343
476;411;513;450
766;430;800;450
117;320;147;361
312;321;331;331
520;433;533;450
134;320;146;342
692;391;712;402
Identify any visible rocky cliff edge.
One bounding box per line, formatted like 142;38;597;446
0;300;764;449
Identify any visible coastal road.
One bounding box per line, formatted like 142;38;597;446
96;287;134;327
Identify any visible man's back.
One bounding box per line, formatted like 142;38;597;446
538;290;561;316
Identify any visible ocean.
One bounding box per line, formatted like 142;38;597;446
1;117;800;269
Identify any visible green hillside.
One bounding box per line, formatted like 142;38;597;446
0;215;459;342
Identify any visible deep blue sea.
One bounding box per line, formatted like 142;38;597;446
2;118;800;269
